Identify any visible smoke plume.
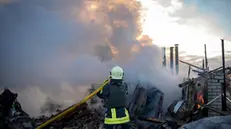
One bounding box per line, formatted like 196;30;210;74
0;0;180;116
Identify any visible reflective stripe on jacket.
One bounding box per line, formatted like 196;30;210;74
104;107;130;124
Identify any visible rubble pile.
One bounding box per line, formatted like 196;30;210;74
0;88;35;129
128;83;164;117
33;83;164;129
34;103;104;129
128;84;164;128
1;83;165;129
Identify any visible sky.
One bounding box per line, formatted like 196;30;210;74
0;0;230;116
184;0;231;34
137;0;231;78
140;0;231;58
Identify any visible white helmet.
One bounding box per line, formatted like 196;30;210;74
110;66;124;80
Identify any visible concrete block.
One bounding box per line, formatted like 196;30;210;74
208;82;217;86
216;89;222;93
208;88;214;92
208;111;219;117
215;87;222;90
213;102;221;106
208;92;219;96
208;95;216;99
213;85;221;88
208;86;220;92
209;89;220;93
208;79;218;83
208;83;213;87
212;82;222;86
214;75;223;79
210;93;220;96
218;79;224;83
217;73;224;76
208;74;215;79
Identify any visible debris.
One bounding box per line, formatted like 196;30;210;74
138;116;181;129
40;97;63;116
35;82;164;129
3;78;231;129
0;88;35;129
127;83;164;128
34;103;103;129
35;77;110;129
128;84;164;119
179;116;231;129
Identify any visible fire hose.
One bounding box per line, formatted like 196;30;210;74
36;77;110;129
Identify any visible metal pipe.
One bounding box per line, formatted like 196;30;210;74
206;95;221;106
204;44;208;71
202;59;205;70
179;60;204;70
200;104;231;116
162;47;166;67
175;44;179;75
201;95;221;110
170;47;174;73
221;39;227;111
226;97;231;104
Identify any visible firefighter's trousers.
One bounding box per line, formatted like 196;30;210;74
103;107;130;129
104;123;130;129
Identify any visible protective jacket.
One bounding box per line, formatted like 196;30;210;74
97;80;130;125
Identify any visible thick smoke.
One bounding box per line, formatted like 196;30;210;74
0;0;180;116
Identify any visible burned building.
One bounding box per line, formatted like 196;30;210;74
178;67;231;117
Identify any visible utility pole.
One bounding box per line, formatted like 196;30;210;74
221;39;227;111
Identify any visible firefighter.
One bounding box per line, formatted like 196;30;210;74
97;66;130;129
